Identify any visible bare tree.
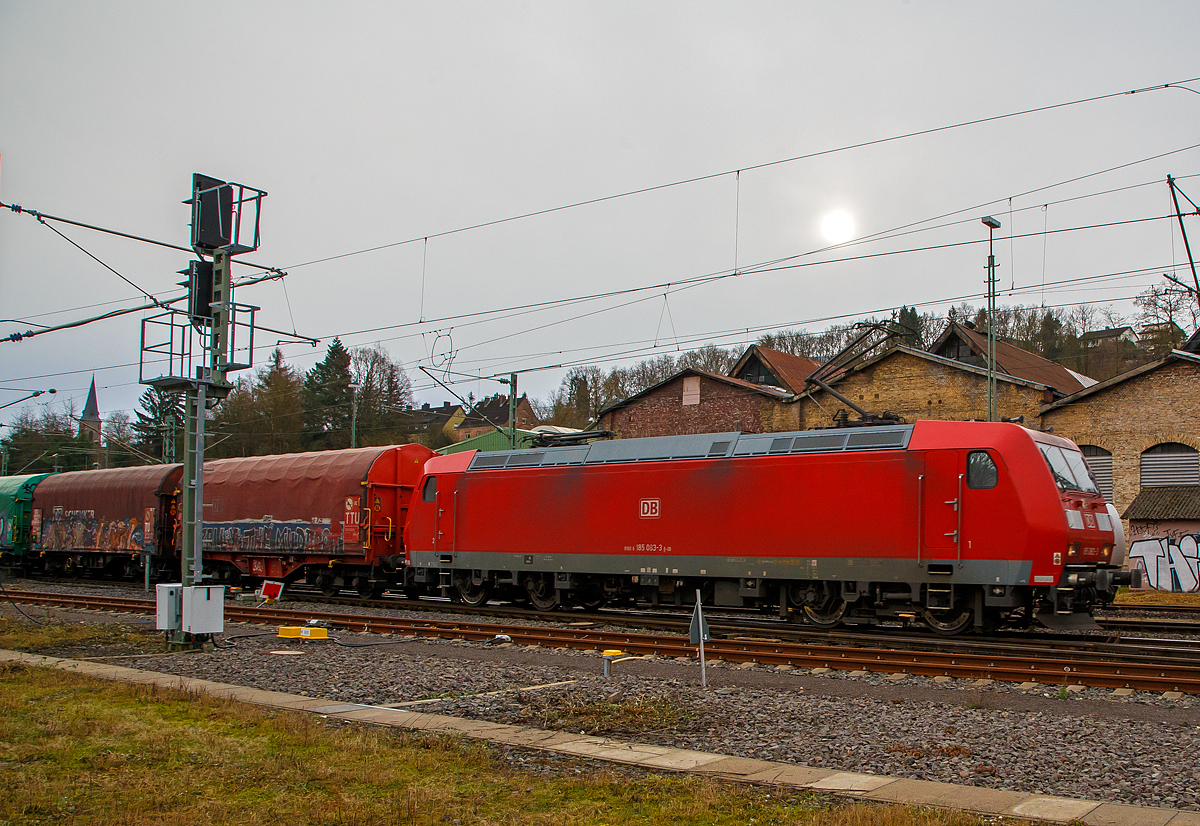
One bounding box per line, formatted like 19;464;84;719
676;344;738;374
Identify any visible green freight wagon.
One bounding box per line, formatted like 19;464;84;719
0;473;54;563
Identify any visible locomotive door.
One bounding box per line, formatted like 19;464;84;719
429;477;456;555
922;450;963;557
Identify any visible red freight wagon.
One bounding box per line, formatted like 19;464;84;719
202;443;433;597
404;421;1132;634
30;464;184;579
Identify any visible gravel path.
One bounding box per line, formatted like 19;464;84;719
5;578;1200;811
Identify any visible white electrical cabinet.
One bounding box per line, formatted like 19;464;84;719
155;583;183;631
182;585;225;634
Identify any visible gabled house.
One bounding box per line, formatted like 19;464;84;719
928;321;1094;397
794;343;1069;430
411;402;465;447
596;368;796;439
728;345;822;393
456;393;539;442
1080;326;1139;348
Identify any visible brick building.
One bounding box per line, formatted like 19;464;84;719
1039;351;1200;513
797;322;1094;429
597;370;796;438
1040;350;1200;591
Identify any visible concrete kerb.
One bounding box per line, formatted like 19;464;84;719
0;649;1192;825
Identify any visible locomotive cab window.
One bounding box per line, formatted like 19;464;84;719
1037;445;1100;495
422;476;437;503
966;451;998;489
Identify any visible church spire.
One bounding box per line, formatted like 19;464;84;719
81;377;100;422
79;377;102;446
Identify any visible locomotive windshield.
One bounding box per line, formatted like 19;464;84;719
1038;444;1101;495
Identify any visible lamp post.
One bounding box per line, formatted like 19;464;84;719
0;388;56;411
349;382;361;448
981;217;1001;422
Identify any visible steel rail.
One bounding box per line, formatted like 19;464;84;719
6;590;1200;694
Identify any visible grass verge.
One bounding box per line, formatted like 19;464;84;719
0;659;1006;826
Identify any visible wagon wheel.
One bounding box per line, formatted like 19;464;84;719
923;603;974;636
317;573;339;597
354;576;384;600
523;573;560;611
802;596;847;628
456;580;492;607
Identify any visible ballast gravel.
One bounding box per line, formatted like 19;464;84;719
6;580;1200;812
105;628;1200;812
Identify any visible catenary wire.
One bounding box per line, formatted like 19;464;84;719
276;78;1200;273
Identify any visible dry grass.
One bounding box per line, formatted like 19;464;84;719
0;617;159;656
0;660;1010;826
523;693;697;735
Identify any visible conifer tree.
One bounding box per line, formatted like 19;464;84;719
301;338;354;450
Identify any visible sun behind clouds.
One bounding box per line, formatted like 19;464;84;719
820;209;856;245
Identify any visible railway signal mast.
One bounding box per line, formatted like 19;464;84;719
981;216;1001;422
142;174;266;650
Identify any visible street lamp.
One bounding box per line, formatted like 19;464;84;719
349;382;361;449
0;388;56;411
981;217;1001;422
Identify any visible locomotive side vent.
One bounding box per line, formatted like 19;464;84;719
506;452;545;467
846;429;909;449
708;441;732;457
791;433;849;452
473;455;509;469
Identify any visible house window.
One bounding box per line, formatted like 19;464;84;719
1140;443;1199;487
682;377;700;406
1079;445;1113;502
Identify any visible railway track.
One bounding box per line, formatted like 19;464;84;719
6;588;1200;694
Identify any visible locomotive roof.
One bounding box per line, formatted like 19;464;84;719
467;424;915;471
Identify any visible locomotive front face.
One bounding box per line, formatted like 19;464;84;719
1030;437;1135;623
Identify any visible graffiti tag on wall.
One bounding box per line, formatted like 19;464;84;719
1128;535;1200;592
36;506;151;554
202;517;340;554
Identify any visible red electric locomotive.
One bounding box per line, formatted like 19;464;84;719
402;421;1134;633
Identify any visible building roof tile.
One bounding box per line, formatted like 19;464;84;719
1123;485;1200;521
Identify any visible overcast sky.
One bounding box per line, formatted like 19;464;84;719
2;1;1198;427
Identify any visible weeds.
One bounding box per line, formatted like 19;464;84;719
524;693;696;735
1;626;1004;826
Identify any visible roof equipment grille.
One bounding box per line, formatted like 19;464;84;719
466;425;914;471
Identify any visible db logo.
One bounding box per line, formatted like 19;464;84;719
640;499;660;518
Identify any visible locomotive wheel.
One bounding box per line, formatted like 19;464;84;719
803;597;847;628
457;580;492;607
524;573;560;611
923;604;974;636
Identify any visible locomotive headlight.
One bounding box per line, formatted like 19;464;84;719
1067;543;1081;558
1064;508;1085;530
1100;544;1112;559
